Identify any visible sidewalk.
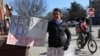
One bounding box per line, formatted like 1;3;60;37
71;35;78;40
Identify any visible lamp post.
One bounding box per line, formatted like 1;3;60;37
89;0;92;8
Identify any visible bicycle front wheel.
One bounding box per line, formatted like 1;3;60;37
77;36;84;49
87;39;97;54
77;37;82;49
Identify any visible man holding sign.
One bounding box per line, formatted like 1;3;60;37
47;8;71;56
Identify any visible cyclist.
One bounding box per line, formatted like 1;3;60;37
77;17;89;49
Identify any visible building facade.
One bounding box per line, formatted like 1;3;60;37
92;0;100;25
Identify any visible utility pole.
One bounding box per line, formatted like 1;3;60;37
89;0;92;38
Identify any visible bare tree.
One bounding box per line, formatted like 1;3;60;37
13;0;47;17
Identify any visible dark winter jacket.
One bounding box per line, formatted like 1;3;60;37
47;19;71;48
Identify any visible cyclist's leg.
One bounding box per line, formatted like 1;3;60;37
83;32;89;47
79;33;84;48
81;34;86;48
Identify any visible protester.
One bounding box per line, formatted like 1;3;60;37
47;8;71;56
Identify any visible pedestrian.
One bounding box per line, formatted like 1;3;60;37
47;8;71;56
3;4;12;35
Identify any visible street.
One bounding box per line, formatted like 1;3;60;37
28;26;100;56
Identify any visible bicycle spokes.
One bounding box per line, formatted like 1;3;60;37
88;40;97;54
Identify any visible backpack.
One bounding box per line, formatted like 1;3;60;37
77;22;86;33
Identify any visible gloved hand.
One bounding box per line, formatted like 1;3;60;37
63;45;68;51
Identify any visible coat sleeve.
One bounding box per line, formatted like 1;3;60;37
47;21;50;32
65;24;71;45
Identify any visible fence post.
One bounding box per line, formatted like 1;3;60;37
98;29;100;38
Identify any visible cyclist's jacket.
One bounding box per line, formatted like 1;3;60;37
77;21;87;33
47;19;71;48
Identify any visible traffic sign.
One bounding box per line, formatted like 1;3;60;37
88;8;95;17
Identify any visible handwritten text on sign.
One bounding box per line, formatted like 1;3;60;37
7;16;48;47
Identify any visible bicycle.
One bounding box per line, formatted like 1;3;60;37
77;32;97;54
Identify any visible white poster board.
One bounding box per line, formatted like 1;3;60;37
7;16;48;47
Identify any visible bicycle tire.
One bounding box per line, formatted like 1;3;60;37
87;39;97;54
77;37;82;49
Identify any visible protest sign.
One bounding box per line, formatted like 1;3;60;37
7;16;48;47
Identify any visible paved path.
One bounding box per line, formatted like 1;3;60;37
28;40;100;56
28;26;100;56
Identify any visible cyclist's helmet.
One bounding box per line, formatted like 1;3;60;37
81;16;87;21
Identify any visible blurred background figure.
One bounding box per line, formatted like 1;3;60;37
4;4;12;34
0;0;12;35
0;0;6;35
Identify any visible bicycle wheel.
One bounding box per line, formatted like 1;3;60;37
87;39;97;54
77;36;84;49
